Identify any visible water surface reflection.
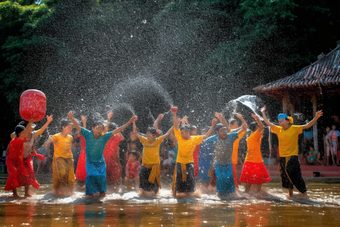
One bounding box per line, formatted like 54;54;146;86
0;183;340;226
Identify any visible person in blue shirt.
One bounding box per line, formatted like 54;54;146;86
68;111;137;197
205;114;247;197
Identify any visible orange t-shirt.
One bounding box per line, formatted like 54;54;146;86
232;131;246;164
245;130;263;163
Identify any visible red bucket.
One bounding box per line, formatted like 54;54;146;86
19;89;46;122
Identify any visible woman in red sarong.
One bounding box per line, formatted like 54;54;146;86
240;114;271;193
103;123;124;188
5;121;34;198
11;116;52;197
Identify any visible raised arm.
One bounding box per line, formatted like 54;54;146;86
163;126;174;138
236;113;247;135
111;115;137;135
132;121;142;140
34;115;53;140
261;106;275;128
301;110;323;130
251;113;264;132
215;112;229;130
153;114;164;129
103;111;114;134
19;119;35;138
171;107;179;130
81;115;87;129
68;111;81;132
202;118;218;139
181;115;190;126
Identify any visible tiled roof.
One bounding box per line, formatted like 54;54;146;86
254;45;340;94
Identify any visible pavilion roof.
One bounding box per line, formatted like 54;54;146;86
254;45;340;97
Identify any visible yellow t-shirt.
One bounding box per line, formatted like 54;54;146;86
174;127;204;164
51;133;73;159
271;125;303;157
232;131;246;164
140;135;165;165
245;130;263;163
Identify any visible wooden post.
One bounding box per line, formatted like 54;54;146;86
312;94;319;152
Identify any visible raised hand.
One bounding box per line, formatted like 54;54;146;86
107;111;114;119
212;118;218;126
130;115;138;122
251;113;260;120
46;115;53;122
81;115;87;122
214;112;223;120
68;111;74;120
235;113;243;119
157;114;164;120
315;110;323;119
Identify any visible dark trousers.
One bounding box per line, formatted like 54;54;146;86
279;156;307;193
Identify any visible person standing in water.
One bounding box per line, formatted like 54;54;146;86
5;120;34;198
68;111;137;197
239;114;271;193
205;114;247;197
214;112;247;189
49;119;77;196
261;106;323;200
132;120;173;197
171;107;217;198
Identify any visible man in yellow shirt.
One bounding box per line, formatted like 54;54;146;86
171;107;217;198
132;121;173;197
261;106;323;200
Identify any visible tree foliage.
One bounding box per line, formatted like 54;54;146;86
0;0;339;147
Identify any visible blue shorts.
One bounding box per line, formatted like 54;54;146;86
85;160;107;195
215;163;235;195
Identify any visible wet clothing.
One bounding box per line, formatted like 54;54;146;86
125;160;140;179
103;134;123;184
174;128;204;164
139;136;165;191
52;157;75;191
193;145;200;178
215;163;234;195
80;127;112;195
139;164;160;193
271;125;303;157
51;133;75;191
279;156;307;193
240;130;271;185
204;132;239;195
51;133;74;159
271;124;307;193
85;160;107;195
4;137;29;191
75;136;87;182
197;142;214;184
23;131;40;188
232;131;246;188
174;162;195;193
172;128;204;193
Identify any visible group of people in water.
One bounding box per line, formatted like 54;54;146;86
4;105;323;200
